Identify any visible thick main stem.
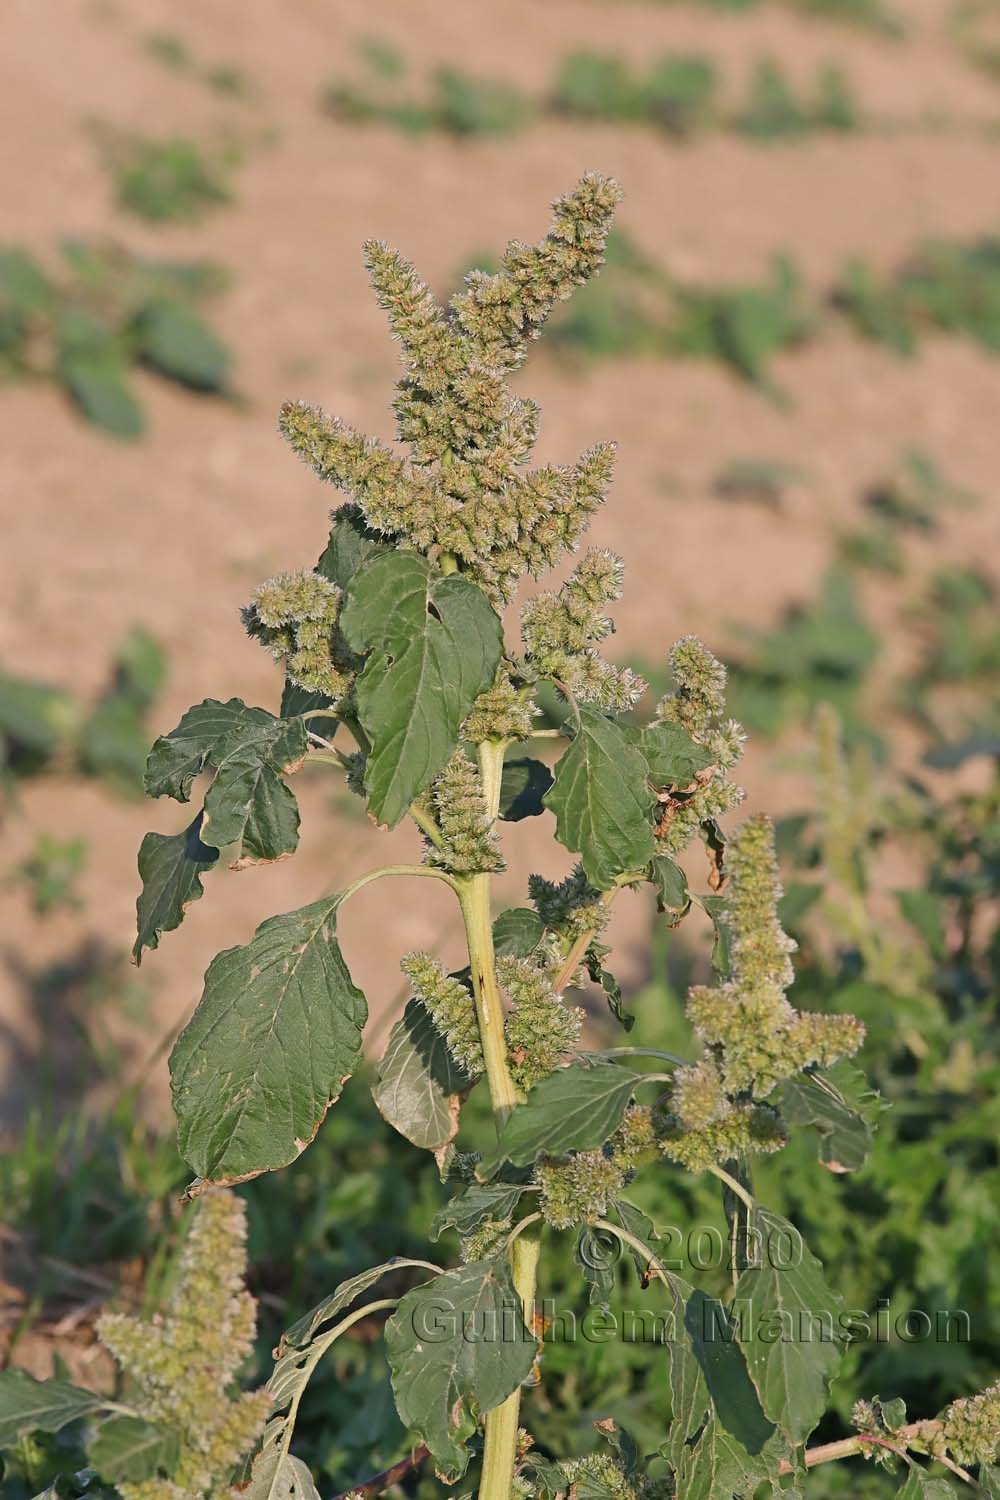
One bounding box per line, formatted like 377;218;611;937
464;740;539;1500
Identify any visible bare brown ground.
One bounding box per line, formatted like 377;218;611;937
1;0;999;1124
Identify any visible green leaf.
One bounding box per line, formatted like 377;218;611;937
639;721;713;785
0;248;53;312
662;1277;709;1471
735;1208;846;1443
675;1416;777;1500
88;1416;179;1483
492;907;544;957
341;552;503;826
545;709;656;889
693;892;732;975
145;698;307;864
316;506;387;589
135;298;230;390
0;1369;104;1445
60;353;143;438
203;748;301;865
385;1259;537;1480
584;945;632;1030
146;697;307;802
282;1258;439;1350
0;673;77;757
498;757;553;821
650;856;690;921
896;1470;958;1500
685;1290;776;1453
133;810;219;963
169;894;366;1187
482;1060;641;1174
430;1182;528;1242
896;888;947;960
779;1062;880;1173
245;1442;321;1500
372;998;477;1152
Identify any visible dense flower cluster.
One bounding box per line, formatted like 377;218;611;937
462;667;537;743
242;569;350;701
528;864;608;944
97;1193;269;1500
660;815;863;1171
537;1106;655;1230
520;549;645;712
500;955;583;1090
400;951;483;1075
654;636;747;855
939;1381;1000;1465
425;750;504;876
279;175;622;605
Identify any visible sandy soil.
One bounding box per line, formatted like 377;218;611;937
2;0;999;1125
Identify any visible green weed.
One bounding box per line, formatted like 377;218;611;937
0;243;232;436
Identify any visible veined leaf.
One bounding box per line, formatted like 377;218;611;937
492;907;544;957
170;895;366;1187
675;1416;779;1500
145;697;306;804
482;1060;641;1174
685;1290;776;1453
246;1256;438;1499
779;1061;881;1173
735;1208;846;1443
316;505;387;588
0;1368;104;1445
88;1415;179;1483
340;552;503;827
639;720;713;786
133;810;219;963
385;1259;537;1480
372;999;477;1152
650;855;690;922
896;1469;958;1500
282;1258;440;1352
430;1182;529;1243
545;709;655;889
145;698;307;865
203;747;301;866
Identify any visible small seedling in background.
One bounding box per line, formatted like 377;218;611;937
0;242;232;436
712;456;805;506
0;628;166;798
11;835;89;916
727;566;879;736
78;627;168;795
732;59;861;140
94;125;239;223
143;31;256;98
840;449;976;574
669;253;814;393
836;236;1000;355
552;51;719;137
143;31;193;71
323;41;534;137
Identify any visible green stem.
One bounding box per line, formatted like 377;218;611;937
478;1231;541;1500
276;1299;398;1471
457;872;521;1124
466;738;539;1500
339;863;459;907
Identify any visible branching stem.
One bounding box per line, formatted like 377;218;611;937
339;863;459;907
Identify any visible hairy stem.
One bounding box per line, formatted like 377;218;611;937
339;863;459;907
479;1231;541;1500
467;738;539;1500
